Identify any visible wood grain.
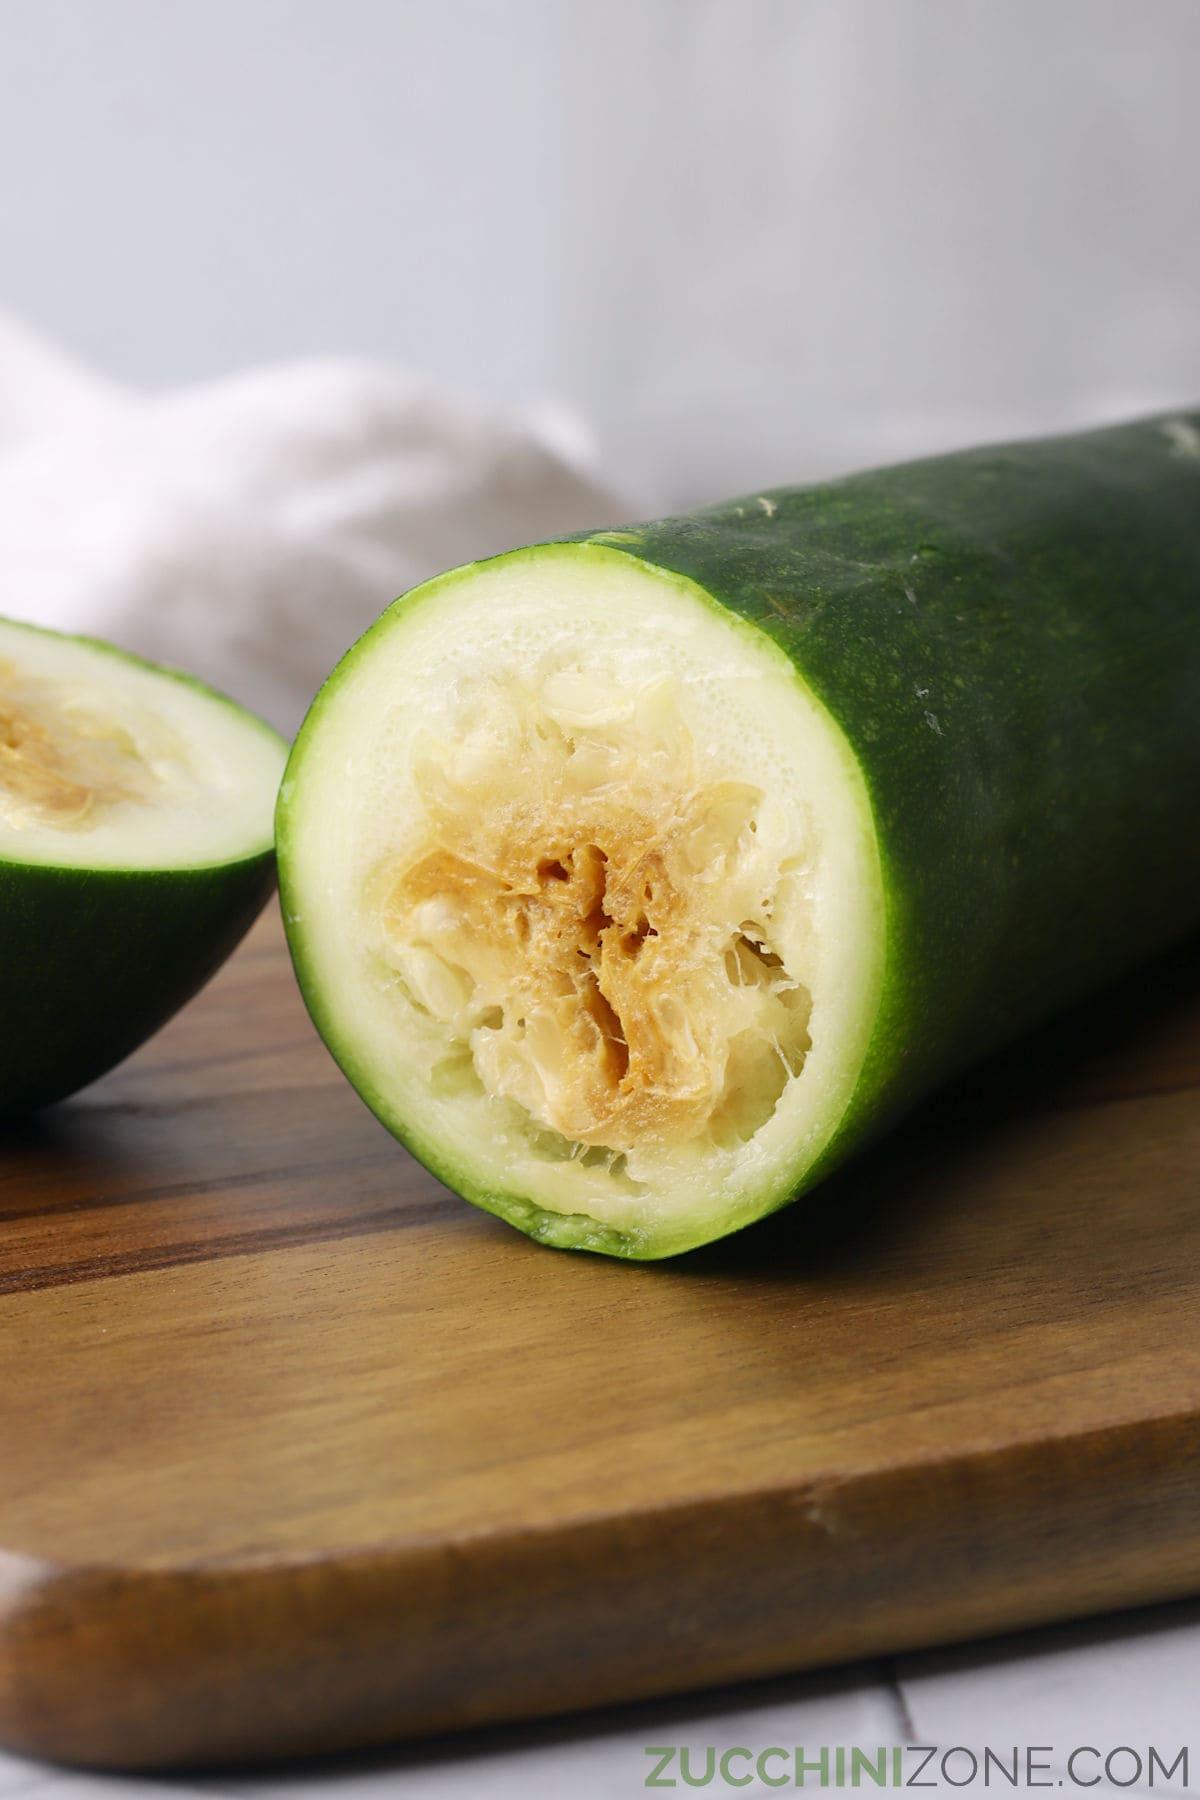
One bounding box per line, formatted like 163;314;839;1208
2;904;1200;1769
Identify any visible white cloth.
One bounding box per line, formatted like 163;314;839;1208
0;316;624;733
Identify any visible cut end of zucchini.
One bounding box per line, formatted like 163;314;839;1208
0;620;286;871
280;544;884;1257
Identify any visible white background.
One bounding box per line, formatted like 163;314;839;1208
2;0;1197;504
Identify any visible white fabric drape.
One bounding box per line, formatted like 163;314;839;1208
0;319;621;732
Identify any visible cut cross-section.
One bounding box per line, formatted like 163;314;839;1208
278;544;884;1256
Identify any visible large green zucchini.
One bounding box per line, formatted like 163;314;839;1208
278;410;1200;1258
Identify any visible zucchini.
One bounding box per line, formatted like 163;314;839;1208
1;618;286;1116
277;410;1200;1258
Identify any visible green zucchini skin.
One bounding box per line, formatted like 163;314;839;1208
585;409;1200;1196
0;853;276;1118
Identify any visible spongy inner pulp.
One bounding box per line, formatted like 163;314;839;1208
371;669;813;1174
0;657;171;832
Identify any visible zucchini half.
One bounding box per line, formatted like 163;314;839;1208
0;618;287;1116
278;410;1200;1258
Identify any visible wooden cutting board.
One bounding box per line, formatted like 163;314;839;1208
2;906;1200;1770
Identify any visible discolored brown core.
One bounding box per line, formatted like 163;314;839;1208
377;778;812;1156
0;659;155;831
